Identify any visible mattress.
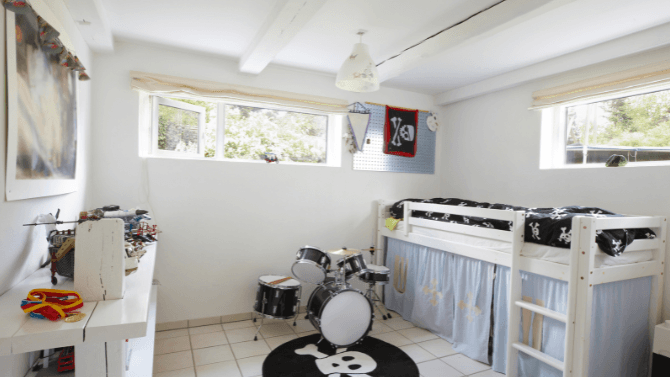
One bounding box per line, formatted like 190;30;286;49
394;221;652;268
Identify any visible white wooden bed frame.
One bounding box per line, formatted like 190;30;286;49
374;200;667;377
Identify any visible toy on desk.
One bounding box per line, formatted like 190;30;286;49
263;152;279;163
58;347;75;372
20;289;83;322
25;206;156;284
25;209;98;285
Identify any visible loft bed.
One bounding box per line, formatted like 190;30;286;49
373;199;666;377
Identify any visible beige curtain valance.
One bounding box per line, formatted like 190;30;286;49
130;71;349;114
530;60;670;110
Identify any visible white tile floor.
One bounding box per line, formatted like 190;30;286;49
153;310;503;377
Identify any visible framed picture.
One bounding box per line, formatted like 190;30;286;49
5;9;79;201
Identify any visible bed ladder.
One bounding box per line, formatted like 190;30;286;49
505;215;581;377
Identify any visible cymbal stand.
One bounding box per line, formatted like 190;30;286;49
367;245;376;264
336;263;346;287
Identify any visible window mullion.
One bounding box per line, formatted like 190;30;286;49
151;96;159;156
216;103;226;159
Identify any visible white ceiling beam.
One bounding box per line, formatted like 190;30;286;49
63;0;114;53
434;22;670;106
239;0;327;75
377;0;577;83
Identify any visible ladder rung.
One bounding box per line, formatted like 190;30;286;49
514;300;567;323
512;342;565;371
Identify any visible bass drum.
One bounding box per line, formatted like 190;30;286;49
307;284;373;348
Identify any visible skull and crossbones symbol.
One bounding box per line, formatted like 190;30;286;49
295;344;377;377
529;222;541;240
558;227;572;244
390;117;415;147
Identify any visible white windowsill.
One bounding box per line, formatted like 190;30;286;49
541;160;670;170
143;154;341;168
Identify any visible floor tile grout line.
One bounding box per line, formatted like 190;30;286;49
187;326;198;377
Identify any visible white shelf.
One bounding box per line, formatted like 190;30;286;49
12;301;97;354
127;286;157;377
0;265;86;356
85;243;157;343
0;243;157;355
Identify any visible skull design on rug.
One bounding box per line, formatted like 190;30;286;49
295;344;377;377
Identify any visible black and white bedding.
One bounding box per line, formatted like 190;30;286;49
389;198;657;257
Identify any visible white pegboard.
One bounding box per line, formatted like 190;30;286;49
352;103;435;174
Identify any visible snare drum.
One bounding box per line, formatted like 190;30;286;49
335;253;370;281
253;275;301;319
292;246;331;284
307;284;373;348
358;264;390;284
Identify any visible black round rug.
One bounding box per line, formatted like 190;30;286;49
262;334;419;377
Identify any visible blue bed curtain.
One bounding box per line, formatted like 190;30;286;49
410;246;455;342
384;238;421;319
384;238;495;363
450;254;495;363
492;266;651;377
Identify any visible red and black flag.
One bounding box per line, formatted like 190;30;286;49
384;106;418;157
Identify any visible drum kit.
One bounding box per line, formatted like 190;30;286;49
252;246;393;347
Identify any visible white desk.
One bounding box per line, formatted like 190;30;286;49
0;243;158;377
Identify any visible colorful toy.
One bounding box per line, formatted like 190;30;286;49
20;289;83;321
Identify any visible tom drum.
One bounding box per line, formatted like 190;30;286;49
292;246;331;284
253;275;301;319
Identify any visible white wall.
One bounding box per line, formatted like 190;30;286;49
439;45;670;320
0;2;93;376
89;41;441;323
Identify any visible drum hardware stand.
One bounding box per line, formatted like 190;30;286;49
292;286;302;327
364;281;392;320
253;294;267;341
253;286;302;340
362;246;392;319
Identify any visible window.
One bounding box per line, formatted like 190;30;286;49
540;87;670;168
153;97;207;157
224;105;328;163
149;96;338;165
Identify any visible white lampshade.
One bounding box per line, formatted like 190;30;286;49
336;42;380;93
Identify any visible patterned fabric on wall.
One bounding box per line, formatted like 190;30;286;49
410;247;454;342
384;106;418;157
450;255;495;364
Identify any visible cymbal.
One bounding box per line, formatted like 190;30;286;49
327;248;360;256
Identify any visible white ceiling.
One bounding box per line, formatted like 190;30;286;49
101;0;277;58
99;0;670;95
383;0;670;94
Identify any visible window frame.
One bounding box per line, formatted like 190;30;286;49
539;84;670;170
149;95;340;166
152;96;206;158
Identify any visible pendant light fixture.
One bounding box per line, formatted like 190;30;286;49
336;31;380;93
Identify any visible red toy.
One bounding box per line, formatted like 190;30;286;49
57;347;75;372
